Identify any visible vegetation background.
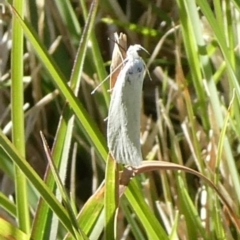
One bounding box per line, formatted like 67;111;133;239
0;0;240;239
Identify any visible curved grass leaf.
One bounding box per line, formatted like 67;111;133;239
0;129;75;236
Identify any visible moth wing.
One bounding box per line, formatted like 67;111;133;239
107;58;145;166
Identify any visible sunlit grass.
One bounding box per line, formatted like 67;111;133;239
0;0;240;239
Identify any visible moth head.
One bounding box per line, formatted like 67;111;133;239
126;44;149;58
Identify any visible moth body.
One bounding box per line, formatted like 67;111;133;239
107;45;146;166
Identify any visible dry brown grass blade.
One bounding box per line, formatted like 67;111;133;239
118;161;240;232
110;32;127;89
80;158;240;233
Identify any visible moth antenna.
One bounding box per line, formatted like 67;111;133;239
110;36;126;53
139;46;151;79
137;45;151;79
139;45;150;55
91;76;110;95
108;36;126;65
91;57;128;94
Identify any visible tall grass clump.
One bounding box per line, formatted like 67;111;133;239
0;0;240;239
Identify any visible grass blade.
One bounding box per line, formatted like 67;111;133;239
11;0;30;233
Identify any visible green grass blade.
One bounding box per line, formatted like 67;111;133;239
176;0;209;129
66;182;105;239
125;179;168;240
0;192;16;217
11;5;108;163
54;0;81;40
31;2;101;238
120;199;146;240
31;109;73;240
196;0;240;204
104;156;118;239
0;129;76;236
40;132;87;240
177;174;208;239
0;218;29;240
197;0;240;98
70;0;99;92
80;0;110;107
11;0;30;233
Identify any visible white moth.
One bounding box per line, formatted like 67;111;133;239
107;44;146;167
